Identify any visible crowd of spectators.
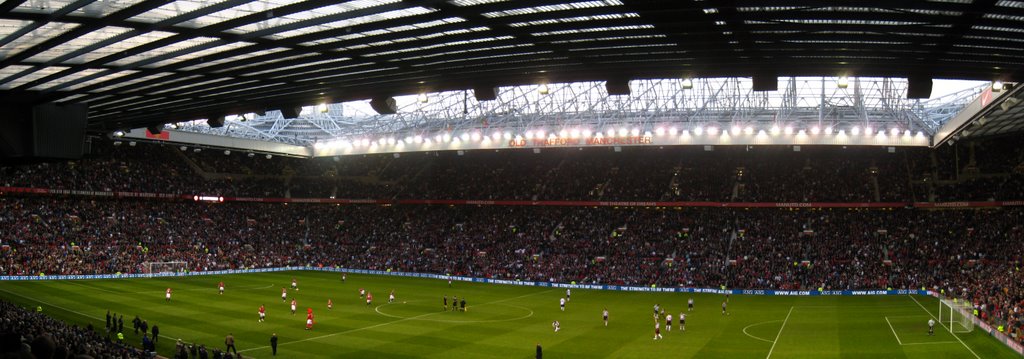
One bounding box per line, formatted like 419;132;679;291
0;196;1021;344
0;300;148;358
2;137;1023;202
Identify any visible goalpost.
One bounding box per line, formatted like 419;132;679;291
938;298;975;333
143;261;189;277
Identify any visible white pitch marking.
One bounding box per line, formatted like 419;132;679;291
742;320;782;344
907;295;980;359
765;306;794;359
885;316;904;345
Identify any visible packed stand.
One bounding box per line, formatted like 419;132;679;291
4;138;1024;203
0;300;149;358
0;197;1021;343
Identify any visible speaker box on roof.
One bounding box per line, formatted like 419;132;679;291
207;115;225;128
907;77;933;99
752;75;778;91
473;87;498;101
605;79;631;96
370;96;398;115
279;106;301;119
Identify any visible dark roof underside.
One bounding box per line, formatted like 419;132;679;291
1;0;1023;131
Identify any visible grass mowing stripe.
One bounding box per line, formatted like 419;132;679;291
906;295;981;359
764;306;793;359
238;288;557;353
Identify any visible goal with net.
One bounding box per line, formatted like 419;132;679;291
938;298;975;333
143;261;189;276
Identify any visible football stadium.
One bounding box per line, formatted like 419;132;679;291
1;1;1024;358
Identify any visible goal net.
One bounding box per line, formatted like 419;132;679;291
143;261;189;276
938;298;975;333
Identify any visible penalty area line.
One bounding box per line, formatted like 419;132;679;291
885;316;904;345
906;295;980;359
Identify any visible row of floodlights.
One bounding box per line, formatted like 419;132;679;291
110;79;1009;135
315;125;927;149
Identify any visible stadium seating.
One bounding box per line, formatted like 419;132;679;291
1;137;1023;347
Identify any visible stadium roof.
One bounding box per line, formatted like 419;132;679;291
2;0;1023;133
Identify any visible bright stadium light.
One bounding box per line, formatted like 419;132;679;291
668;127;678;136
317;103;329;113
559;129;568;138
538;83;549;95
525;130;534;139
413;135;423;144
418;93;428;103
744;126;753;135
837;76;849;89
442;133;452;143
460;133;470;142
770;125;780;136
864;127;874;136
784;126;793;135
694;126;704;136
890;128;900;136
811;126;820;135
731;126;741;135
824;126;833;135
470;132;481;142
682;78;693;89
707;126;718;136
851;126;861;136
993;81;1005;92
655;127;665;136
630;128;640;136
581;129;592;138
618;128;628;137
503;132;512;140
570;128;580;138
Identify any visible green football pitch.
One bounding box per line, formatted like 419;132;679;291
1;270;1018;358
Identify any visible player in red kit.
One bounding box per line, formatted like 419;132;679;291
258;305;266;322
366;292;373;306
305;308;314;330
218;281;224;295
327;299;333;310
165;288;172;302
